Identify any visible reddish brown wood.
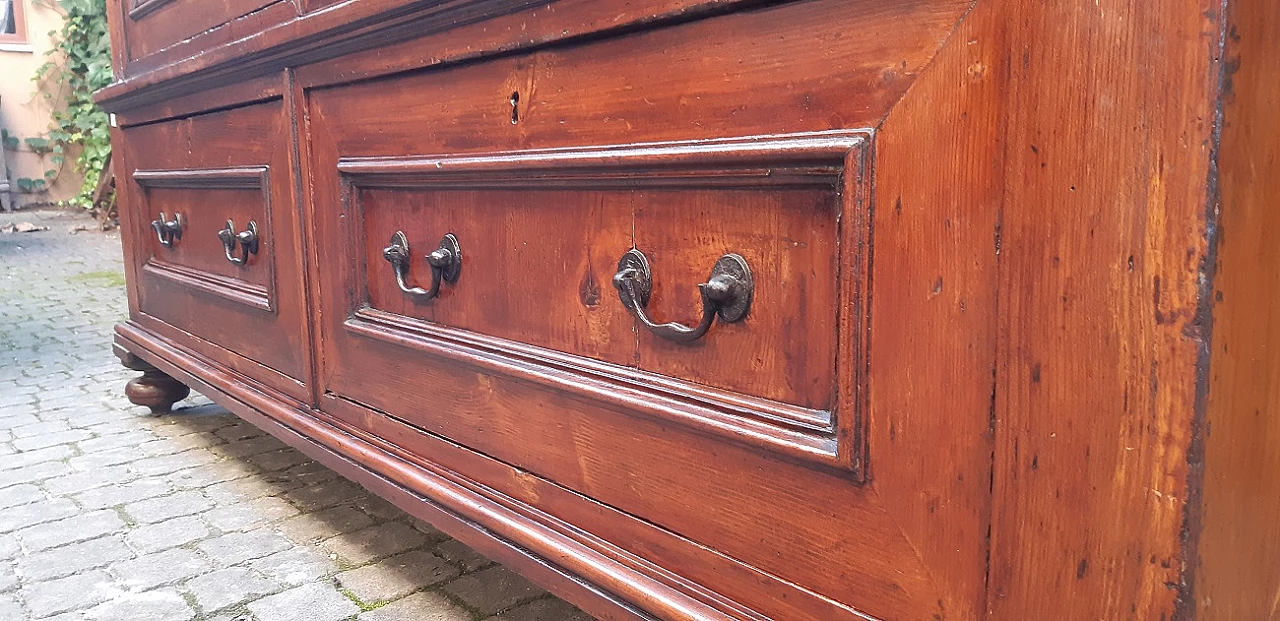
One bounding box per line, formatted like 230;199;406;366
1193;0;1280;618
118;350;190;413
100;0;1278;619
980;0;1222;618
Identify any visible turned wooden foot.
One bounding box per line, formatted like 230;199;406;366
119;352;190;414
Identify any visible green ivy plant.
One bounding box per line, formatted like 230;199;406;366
35;0;112;209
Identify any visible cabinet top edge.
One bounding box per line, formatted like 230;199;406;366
96;0;782;113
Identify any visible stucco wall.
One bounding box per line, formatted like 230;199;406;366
0;0;82;209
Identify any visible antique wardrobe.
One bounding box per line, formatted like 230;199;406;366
101;0;1279;618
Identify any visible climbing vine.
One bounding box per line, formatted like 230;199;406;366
35;0;112;209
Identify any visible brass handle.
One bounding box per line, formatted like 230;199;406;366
612;249;753;343
382;231;461;301
217;219;259;266
150;212;183;247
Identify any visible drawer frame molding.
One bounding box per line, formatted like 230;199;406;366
336;130;873;477
134;166;279;312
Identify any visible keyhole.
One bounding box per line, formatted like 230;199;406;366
509;92;520;124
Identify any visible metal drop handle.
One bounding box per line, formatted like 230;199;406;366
382;231;461;301
612;248;753;343
150;212;183;247
217;219;259;266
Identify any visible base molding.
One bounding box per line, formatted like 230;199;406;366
113;321;772;621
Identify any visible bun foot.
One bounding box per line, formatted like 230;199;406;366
120;352;190;414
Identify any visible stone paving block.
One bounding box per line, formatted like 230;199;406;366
12;430;93;452
41;465;133;496
83;588;196;621
17;510;125;552
0;563;17;593
357;592;472;621
74;478;171;510
0;534;19;560
247;582;360;621
0;498;79;533
0;592;22;620
214;421;267;443
15;536;133;582
1;445;76;471
246;448;311;474
203;496;299;532
491;597;594;621
75;431;155;455
21;569;119;618
184;567;280;612
128;450;220;477
9;421;70;439
0;415;39;430
203;476;289;505
0;484;44;510
350;496;403;522
277;506;373;544
337;550;460;603
320;522;429;565
278;460;339;489
0;460;69;489
284;478;367;512
197;529;293;566
433;538;494;573
443;565;548;617
111;547;211;591
67;446;143;471
209;435;288;460
124;489;214;524
249;547;338;587
125;515;211;554
168;461;252;490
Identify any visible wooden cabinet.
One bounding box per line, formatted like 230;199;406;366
100;0;1280;619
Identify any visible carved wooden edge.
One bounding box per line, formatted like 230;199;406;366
133;166;278;313
340;130;871;477
111;321;877;621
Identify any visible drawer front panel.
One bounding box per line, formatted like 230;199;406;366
136;168;274;309
346;153;841;411
329;133;866;470
118;101;308;390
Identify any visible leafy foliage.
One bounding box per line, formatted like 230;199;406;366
36;0;112;208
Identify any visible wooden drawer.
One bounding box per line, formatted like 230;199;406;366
116;100;308;397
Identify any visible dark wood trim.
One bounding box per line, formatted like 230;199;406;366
127;0;176;21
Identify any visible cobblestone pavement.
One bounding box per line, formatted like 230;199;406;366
0;211;592;621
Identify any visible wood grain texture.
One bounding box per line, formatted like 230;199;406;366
1194;0;1280;617
868;3;1006;618
980;0;1221;618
